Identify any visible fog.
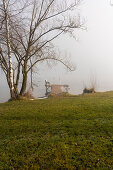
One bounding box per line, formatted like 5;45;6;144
1;0;113;102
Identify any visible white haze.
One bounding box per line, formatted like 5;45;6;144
1;0;113;102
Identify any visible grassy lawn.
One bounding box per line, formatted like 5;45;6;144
1;92;113;169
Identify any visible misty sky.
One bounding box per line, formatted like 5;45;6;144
1;0;113;102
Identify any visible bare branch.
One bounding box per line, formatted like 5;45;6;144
27;56;75;73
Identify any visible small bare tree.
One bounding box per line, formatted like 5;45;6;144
0;0;83;100
90;74;97;91
83;74;97;94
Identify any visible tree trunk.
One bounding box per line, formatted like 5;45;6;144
3;0;16;99
20;61;27;95
20;72;27;96
6;71;18;99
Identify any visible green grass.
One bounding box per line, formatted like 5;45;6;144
1;92;113;169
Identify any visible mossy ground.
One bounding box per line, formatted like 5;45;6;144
1;92;113;169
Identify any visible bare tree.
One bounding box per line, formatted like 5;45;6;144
0;0;15;98
83;74;97;94
0;0;83;100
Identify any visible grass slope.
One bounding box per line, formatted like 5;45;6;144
1;92;113;169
